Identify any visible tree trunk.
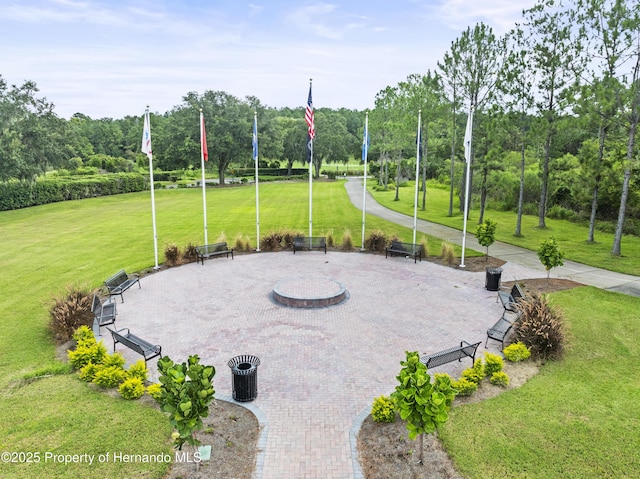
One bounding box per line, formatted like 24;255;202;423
479;167;488;224
515;128;525;237
394;154;401;201
448;93;457;217
538;124;553;228
588;124;605;243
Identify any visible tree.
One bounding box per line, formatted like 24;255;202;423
475;218;497;262
158;354;216;455
537;237;565;280
522;0;583;228
392;351;457;466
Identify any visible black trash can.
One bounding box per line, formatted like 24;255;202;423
228;355;260;402
485;267;503;291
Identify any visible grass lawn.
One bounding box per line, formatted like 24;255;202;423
0;180;638;478
0;181;451;478
440;287;640;478
370;182;640;276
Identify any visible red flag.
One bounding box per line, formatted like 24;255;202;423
201;113;208;162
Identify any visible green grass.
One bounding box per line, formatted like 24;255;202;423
0;181;456;478
1;181;638;478
440;287;640;478
370;182;640;276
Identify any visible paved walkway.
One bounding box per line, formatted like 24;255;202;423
344;177;640;297
101;180;639;479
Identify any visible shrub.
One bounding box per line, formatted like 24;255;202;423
260;231;283;251
514;292;566;360
451;377;478;396
441;241;456;266
119;377;146;400
182;243;199;263
280;229;304;249
461;359;485;384
490;371;510;387
127;360;148;382
503;342;531;362
234;233;245;252
78;362;101;382
483;352;504;376
49;285;94;343
92;365;126;388
68;340;108;369
364;229;390;252
147;383;163;402
371;395;396;423
326;229;334;248
419;237;429;257
215;232;228;244
102;352;126;369
340;230;353;251
72;325;95;344
242;236;252;252
164;243;181;267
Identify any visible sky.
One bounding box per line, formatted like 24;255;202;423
1;0;536;119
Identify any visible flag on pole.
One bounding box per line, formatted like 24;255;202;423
362;118;369;162
142;112;152;160
305;82;314;163
464;106;474;163
252;114;258;162
201;114;208;162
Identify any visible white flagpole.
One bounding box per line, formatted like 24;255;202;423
412;110;422;245
200;109;208;245
460;104;475;268
361;111;369;251
142;107;159;270
253;111;261;251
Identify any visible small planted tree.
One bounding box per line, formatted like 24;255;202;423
475;218;497;262
392;351;457;465
537;237;565;280
158;354;216;463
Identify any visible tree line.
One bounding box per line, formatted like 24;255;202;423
1;0;638;254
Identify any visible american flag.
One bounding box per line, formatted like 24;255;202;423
305;83;315;140
201;112;208;162
252;113;258;162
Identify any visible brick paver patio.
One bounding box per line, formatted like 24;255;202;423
103;251;542;478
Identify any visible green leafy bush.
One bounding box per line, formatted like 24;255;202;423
78;362;101;382
164;243;181;267
451;377;478;396
92;365;126;388
537;237;565;279
371;395;396;423
102;352;126;369
127;360;148;382
119;377;146;400
49;285;94;343
503;342;531;362
461;359;485;384
490;371;510;387
483;352;504;376
68;340;108;369
147;383;162;402
72;325;95;344
515;292;566;360
364;229;391;252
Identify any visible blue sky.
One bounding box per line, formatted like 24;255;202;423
1;0;535;119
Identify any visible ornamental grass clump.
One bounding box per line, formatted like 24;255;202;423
182;242;199;263
164;243;181;267
441;241;456;266
49;285;94;343
340;230;353;251
364;229;391;252
514;292;566;360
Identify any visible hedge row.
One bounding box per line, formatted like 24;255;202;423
231;167;309;177
0;173;147;211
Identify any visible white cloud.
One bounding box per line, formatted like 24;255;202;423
431;0;535;34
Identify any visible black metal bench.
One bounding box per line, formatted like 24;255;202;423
195;242;233;265
385;240;423;263
104;269;140;303
497;283;526;312
485;312;519;349
420;341;481;369
91;294;116;331
293;236;327;254
107;327;161;364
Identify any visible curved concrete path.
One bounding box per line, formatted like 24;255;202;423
345;177;640;297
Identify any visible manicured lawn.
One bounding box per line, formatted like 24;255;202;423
440;287;640;478
370;183;640;276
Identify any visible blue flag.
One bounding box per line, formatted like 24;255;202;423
252;114;258;162
362;121;369;162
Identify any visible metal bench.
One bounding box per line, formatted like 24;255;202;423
104;269;140;303
420;341;481;369
485;312;519;349
91;294;116;331
497;283;526;312
385;240;423;263
108;327;161;364
293;236;327;254
195;242;233;265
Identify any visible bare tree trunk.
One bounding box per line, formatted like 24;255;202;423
588;124;605;243
515;132;525;236
479;167;488;224
448;94;457;217
394;153;401;201
538;125;553;228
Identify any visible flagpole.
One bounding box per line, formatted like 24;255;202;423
361;111;369;251
460;104;474;268
200;109;208;245
253;111;261;251
142;107;159;270
412;110;422;245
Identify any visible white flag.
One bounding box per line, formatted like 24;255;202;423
463;105;474;164
141;111;152;160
